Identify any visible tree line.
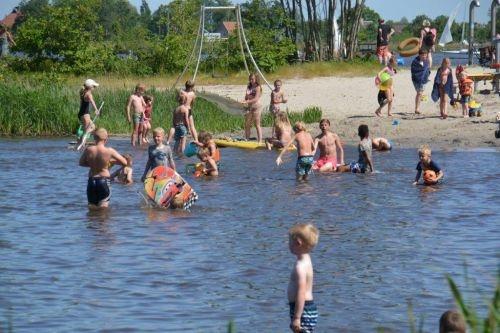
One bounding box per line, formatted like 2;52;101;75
3;0;499;75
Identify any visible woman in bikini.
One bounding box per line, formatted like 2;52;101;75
242;73;263;143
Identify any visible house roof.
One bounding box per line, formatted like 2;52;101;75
0;11;21;29
221;21;237;34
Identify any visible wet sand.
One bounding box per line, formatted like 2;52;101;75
200;70;500;149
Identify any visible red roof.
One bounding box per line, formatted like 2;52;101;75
222;21;237;34
0;12;21;29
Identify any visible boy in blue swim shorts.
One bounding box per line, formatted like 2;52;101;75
170;93;190;155
288;223;319;333
276;122;315;181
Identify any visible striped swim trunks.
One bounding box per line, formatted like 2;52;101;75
289;300;318;332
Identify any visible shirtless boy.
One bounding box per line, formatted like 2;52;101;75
171;94;190;155
126;83;146;146
276;122;315;181
169;81;198;142
313;119;344;172
79;128;127;209
371;137;392;151
288;223;319;333
270;79;288;115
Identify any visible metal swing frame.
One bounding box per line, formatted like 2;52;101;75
172;5;272;91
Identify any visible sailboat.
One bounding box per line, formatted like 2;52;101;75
439;1;479;56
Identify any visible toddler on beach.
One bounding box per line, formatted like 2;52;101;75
457;70;474;118
312;119;344;172
126;83;146;147
141;127;176;182
337;124;374;173
276;122;315;181
288;223;319;333
412;145;444;185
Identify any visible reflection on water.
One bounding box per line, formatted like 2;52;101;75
0;138;498;332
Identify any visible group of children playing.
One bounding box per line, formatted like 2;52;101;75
78;77;451;332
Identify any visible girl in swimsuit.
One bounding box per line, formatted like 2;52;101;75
77;79;100;148
242;73;263;143
265;111;292;150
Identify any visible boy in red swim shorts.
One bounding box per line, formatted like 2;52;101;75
313;119;344;172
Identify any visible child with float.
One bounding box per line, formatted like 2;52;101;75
456;65;474;118
412;145;444;185
375;56;397;117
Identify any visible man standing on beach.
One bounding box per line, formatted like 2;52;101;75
376;19;394;65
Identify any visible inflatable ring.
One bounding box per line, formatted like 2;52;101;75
398;37;420;57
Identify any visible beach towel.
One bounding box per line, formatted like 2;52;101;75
431;68;454;103
411;57;430;85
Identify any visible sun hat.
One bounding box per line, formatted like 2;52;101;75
84;79;99;88
422;19;431;27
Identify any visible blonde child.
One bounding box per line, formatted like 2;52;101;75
371;137;392;151
141;127;175;182
242;73;263;143
270;79;288;115
265;111;293;150
126;83;146;146
276;122;315;181
141;95;153;144
413;145;444;185
375;56;396;117
431;58;453;119
288;223;319;333
457;72;474;118
196;148;219;177
110;154;133;184
195;131;220;163
76;79;100;150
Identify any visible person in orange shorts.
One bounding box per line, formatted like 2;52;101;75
313;119;344;172
376;19;395;65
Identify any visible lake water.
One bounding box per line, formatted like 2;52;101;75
1;138;499;332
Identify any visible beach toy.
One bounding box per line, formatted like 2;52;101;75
184;141;199;157
423;170;437;185
391;119;400;126
193;163;205;178
379;78;393;91
396;57;405;66
420;94;428;102
397;37;420;57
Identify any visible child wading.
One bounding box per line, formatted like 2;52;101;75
141;127;176;182
412;145;444;185
265;111;293;150
338;124;374;173
313;119;344;172
76;79;100;150
288;223;319;333
276;122;315;181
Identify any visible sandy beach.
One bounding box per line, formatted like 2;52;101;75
200;69;500;149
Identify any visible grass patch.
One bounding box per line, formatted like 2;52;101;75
0;75;322;136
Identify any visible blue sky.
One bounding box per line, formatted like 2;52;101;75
1;0;492;24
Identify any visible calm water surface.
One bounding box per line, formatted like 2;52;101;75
0;138;498;332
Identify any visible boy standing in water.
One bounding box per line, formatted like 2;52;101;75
313;119;344;172
79;128;128;209
126;83;146;147
276;122;315;181
337;124;374;173
141;127;176;182
288;223;319;333
170;93;190;155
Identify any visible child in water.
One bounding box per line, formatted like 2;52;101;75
110;153;133;184
337;124;374;173
313;119;344;172
195;148;219;177
371;137;392;151
413;145;444;185
375;56;396;117
170;93;190;155
126;83;146;147
141;95;153;144
195;131;220;163
265;111;293;150
141;127;176;182
288;223;319;333
439;310;466;333
276;122;315;181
